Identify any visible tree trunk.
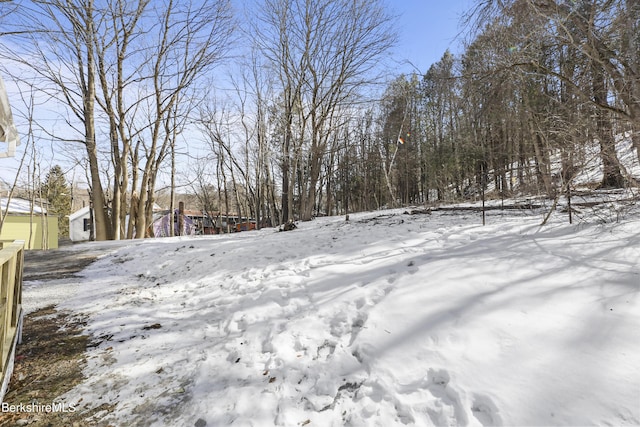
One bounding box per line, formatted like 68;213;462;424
84;10;112;240
593;65;625;188
281;116;292;225
626;0;640;164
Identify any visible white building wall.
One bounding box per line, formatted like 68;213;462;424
69;206;92;242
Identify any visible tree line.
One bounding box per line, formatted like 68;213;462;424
1;0;637;240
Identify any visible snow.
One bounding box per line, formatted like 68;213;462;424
0;197;45;214
21;199;640;427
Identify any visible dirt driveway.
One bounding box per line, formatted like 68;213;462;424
22;244;104;281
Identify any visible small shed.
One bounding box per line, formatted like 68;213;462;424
69;206;93;242
0;198;58;249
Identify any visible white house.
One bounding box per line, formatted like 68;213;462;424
69;206;93;242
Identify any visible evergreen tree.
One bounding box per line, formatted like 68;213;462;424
41;165;72;238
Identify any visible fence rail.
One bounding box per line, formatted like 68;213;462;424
0;240;24;402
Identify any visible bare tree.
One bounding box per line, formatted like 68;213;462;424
0;0;115;239
129;0;234;237
93;0;149;239
1;0;235;240
252;0;396;222
472;0;636;188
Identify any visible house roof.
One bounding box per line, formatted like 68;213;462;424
0;197;46;214
69;206;91;221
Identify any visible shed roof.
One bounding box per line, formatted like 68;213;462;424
0;197;46;214
69;205;90;221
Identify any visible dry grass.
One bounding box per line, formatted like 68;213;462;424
0;306;113;427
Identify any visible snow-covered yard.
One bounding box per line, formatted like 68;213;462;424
23;199;640;426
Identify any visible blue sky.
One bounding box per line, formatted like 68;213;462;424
391;0;474;74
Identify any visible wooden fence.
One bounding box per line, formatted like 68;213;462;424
0;240;24;402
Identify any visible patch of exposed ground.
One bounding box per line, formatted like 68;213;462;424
0;306;113;427
22;248;102;281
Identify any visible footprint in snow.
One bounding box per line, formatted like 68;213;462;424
422;369;502;427
348;312;368;346
471;393;503;426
